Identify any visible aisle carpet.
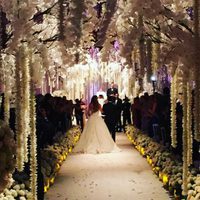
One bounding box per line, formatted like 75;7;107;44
45;133;171;200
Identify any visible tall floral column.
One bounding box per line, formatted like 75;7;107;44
181;72;193;196
29;49;38;200
182;75;188;196
15;47;25;171
170;71;177;148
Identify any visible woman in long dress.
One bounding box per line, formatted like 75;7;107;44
73;95;119;154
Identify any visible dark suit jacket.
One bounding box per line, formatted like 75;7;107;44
107;87;118;97
103;102;117;133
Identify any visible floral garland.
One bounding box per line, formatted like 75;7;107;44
29;49;38;200
15;43;31;170
182;76;188;196
4;78;10;125
15;48;25;172
21;44;30;163
186;81;192;166
170;71;177;148
0;120;16;193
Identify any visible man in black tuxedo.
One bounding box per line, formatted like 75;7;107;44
115;94;122;132
107;82;118;97
103;96;117;142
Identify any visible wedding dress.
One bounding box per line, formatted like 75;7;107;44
73;111;119;154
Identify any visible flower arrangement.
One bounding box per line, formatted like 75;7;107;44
0;182;33;200
0;120;16;193
41;126;81;192
125;125;199;199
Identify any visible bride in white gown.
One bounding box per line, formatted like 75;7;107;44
73;95;119;154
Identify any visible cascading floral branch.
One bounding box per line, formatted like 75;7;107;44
170;71;177;148
15;42;31;168
152;33;161;75
29;48;38;200
14;42;38;199
138;14;145;92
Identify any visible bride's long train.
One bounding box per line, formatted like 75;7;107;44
73;111;119;154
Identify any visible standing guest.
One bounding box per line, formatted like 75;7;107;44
74;99;84;130
115;93;122;132
65;100;74;129
107;81;118;97
122;96;131;131
80;98;87;129
140;93;150;133
131;97;141;129
103;96;117;142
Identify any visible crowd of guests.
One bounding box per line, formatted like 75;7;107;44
131;88;171;144
131;87;199;163
0;93;75;200
36;94;74;147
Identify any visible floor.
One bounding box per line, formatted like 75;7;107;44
45;133;171;200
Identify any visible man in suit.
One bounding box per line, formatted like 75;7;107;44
103;96;117;142
115;93;123;132
122;96;131;131
107;81;118;97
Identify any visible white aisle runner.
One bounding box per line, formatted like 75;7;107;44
45;133;171;200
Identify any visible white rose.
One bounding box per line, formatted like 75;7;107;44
13;185;20;191
18;190;25;196
10;189;17;197
19;197;26;200
20;184;25;190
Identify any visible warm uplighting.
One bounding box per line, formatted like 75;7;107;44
63;154;66;160
44;179;50;193
162;174;169;185
50;177;55;185
140;147;145;156
44;186;48;193
56;163;60;171
68;147;72;153
146;155;152;165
